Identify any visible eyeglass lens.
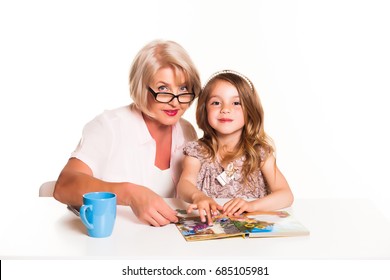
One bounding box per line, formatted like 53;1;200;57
156;93;194;103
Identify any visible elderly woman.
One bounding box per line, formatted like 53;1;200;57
53;40;201;227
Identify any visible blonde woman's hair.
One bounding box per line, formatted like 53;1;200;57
196;70;275;183
129;40;201;115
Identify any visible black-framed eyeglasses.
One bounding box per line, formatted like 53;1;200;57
148;87;195;104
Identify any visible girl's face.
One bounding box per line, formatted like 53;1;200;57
147;66;191;126
206;80;245;139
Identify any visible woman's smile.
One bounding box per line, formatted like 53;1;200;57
164;109;179;116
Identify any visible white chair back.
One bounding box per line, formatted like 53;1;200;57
39;181;56;197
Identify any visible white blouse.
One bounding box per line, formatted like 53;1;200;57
71;104;197;197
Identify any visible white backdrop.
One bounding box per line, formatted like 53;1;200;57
1;0;389;217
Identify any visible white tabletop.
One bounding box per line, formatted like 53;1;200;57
1;197;390;259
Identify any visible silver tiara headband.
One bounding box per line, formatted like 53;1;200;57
203;70;253;91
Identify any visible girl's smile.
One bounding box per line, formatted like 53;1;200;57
218;118;233;123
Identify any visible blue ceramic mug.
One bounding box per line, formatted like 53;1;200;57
79;192;117;238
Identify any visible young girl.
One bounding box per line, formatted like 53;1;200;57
177;70;293;224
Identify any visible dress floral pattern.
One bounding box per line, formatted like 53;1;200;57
183;141;270;198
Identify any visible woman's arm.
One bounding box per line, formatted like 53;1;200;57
53;158;178;227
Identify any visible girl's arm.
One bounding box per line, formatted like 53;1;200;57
223;154;294;215
252;153;294;210
177;156;222;224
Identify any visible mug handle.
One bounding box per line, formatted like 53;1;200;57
80;205;94;230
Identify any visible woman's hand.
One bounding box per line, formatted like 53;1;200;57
223;198;256;216
187;193;223;225
127;185;178;227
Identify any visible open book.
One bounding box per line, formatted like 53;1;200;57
175;210;309;242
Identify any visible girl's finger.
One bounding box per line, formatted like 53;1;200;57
187;204;198;214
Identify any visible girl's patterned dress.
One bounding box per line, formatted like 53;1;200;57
183;141;270;198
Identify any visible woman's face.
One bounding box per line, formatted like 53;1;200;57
147;66;191;126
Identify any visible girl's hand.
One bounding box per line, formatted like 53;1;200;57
223;198;255;216
187;194;223;225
